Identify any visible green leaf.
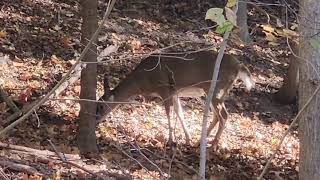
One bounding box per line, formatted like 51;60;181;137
226;0;237;8
205;8;226;26
215;21;234;34
310;39;320;49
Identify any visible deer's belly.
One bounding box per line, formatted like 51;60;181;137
177;87;206;98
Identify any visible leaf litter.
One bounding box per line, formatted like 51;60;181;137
0;0;299;179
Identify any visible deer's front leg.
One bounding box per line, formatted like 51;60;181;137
164;100;174;145
209;102;228;145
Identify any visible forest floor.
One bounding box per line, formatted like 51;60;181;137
0;0;299;179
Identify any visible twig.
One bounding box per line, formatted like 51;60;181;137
47;139;67;161
257;84;320;179
140;148;199;175
285;38;320;78
0;0;116;137
131;141;166;178
117;125;164;178
47;139;98;177
167;148;176;179
111;143;151;175
251;0;280;23
0;167;9;180
34;110;40;128
49;98;152;106
85;42;217;65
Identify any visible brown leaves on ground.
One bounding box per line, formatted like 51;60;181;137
0;0;299;179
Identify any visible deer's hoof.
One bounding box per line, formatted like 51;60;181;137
208;139;219;151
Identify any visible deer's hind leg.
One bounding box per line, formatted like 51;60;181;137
173;95;191;145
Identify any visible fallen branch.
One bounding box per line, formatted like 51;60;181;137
0;142;80;160
0;0;116;137
10;150;60;164
0;85;20;113
1;142;128;179
0;160;40;175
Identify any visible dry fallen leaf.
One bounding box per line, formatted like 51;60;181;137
130;39;142;52
51;55;61;65
261;24;275;33
0;30;7;39
60;36;72;47
18;88;33;103
12;61;25;67
264;32;277;42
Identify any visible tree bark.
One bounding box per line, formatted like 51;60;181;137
298;0;320;179
77;0;99;156
237;0;251;43
274;40;299;104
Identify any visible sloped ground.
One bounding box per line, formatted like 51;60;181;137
0;0;299;179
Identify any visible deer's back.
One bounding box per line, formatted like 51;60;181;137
130;51;241;99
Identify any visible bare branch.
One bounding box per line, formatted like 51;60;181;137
199;2;239;178
199;31;230;180
258;84;320;179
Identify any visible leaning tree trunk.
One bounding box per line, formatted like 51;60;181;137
298;0;320;179
274;40;299;104
77;0;99;156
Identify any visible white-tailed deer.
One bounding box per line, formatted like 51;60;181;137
97;50;254;145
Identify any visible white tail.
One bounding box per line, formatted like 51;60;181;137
97;51;254;145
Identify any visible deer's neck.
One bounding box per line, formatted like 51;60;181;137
112;77;140;101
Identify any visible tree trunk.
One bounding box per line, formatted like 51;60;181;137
237;0;251;43
274;40;299;104
298;0;320;179
77;0;99;156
